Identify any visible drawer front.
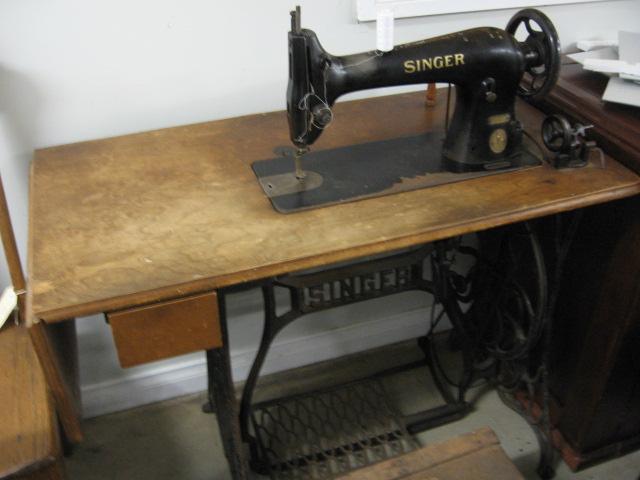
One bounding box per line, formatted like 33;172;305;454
108;291;222;367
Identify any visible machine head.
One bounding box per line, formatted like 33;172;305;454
286;7;562;172
286;7;334;150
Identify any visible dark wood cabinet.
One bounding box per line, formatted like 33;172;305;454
539;64;640;469
549;196;640;468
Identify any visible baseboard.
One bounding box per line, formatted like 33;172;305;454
81;307;440;418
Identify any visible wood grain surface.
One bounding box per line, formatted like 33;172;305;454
0;324;62;479
28;92;640;323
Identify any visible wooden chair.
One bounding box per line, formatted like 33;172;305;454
0;174;82;478
0;174;81;443
0;323;65;479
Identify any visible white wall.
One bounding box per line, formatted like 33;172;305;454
1;0;638;417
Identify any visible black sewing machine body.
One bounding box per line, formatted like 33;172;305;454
290;28;527;171
287;8;559;172
252;8;560;212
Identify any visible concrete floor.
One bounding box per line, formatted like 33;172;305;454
66;340;640;479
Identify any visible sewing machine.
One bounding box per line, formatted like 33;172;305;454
252;7;561;212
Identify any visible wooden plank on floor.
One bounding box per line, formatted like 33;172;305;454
339;427;524;480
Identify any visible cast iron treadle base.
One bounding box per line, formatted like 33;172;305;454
250;377;418;479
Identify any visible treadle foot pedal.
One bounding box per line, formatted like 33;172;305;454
250;377;418;479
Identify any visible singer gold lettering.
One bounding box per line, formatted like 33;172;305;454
404;53;465;73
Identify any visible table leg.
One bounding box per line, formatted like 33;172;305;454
29;321;83;444
208;349;247;480
202;359;216;414
206;293;248;480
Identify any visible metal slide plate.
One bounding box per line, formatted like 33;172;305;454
252;132;541;213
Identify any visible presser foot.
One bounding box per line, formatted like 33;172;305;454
257;146;324;197
294;147;308;179
258;171;324;197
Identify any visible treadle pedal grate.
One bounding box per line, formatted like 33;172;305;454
250;378;418;479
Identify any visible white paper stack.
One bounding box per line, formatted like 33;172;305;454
570;31;640;108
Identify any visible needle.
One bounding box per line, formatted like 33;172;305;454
294;147;308;180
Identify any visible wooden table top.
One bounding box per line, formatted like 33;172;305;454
28;92;640;323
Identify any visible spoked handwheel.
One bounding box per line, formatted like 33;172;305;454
541;114;573;153
507;9;561;101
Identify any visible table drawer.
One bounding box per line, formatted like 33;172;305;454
107;291;222;367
